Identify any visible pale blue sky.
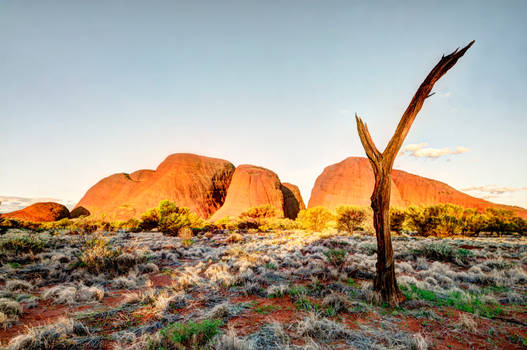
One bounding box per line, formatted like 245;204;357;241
1;0;526;211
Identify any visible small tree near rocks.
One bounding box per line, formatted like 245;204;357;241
336;206;367;233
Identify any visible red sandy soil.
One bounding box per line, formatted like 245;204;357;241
2;272;526;349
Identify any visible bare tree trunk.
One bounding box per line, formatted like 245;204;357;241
355;41;474;306
371;165;404;305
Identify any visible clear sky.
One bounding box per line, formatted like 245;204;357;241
1;0;526;212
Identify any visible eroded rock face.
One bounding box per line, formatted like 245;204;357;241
210;165;285;221
308;156;527;218
281;183;305;219
308;157;404;209
75;154;235;220
392;170;527;217
0;202;70;222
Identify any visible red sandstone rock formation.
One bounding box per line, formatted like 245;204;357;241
75;154;235;220
281;183;305;219
308;157;527;218
210;165;285;221
308;157;405;209
1;202;70;222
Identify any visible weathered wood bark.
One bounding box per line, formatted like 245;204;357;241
355;41;474;306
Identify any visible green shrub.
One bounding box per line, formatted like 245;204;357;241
140;208;159;231
0;236;46;255
461;209;488;236
159;319;223;348
405;204;464;236
241;204;278;218
484;208;516;236
295;297;321;312
71;218;98;234
159;208;200;236
412;242;473;264
259;217;299;231
511;216;527;235
405;205;437;236
335;206;367;233
213;216;239;230
401;284;502;318
138;200;202;235
235;217;259;230
78;235;122;274
115;218;142;232
323;248;347;270
296;206;334;231
389;207;406;234
435;204;464;236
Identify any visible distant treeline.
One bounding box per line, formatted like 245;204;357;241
1;200;525;237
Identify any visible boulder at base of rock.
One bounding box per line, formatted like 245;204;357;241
70;206;91;218
210;165;285;221
75;153;235;220
0;202;70;222
281;183;305;219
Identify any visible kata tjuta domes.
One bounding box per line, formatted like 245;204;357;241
74;153;305;221
309;157;527;218
75;154;236;220
0;202;70;222
209;165;297;221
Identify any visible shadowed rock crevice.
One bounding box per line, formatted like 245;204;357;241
281;183;305;219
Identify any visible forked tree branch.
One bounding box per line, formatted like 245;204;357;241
355;114;381;169
382;40;475;168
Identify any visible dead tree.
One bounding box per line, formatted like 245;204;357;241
355;41;474;306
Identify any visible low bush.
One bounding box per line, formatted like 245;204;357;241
401;284;502;318
78;235;122;274
158;319;223;348
0;235;46;255
323;248;347;270
259;217;299;231
214;216;239;230
296;206;334;231
390;207;406;234
138;200;203;235
335;205;367;233
241;204;278;219
411;242;473;265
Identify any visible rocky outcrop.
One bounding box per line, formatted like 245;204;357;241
281;183;305;219
75;154;235;220
309;156;527;218
70;206;90;218
0;202;70;222
308;157;404;209
210;165;285;221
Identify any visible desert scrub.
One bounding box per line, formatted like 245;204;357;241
240;204;278;218
157;319;223;349
0;235;46;255
411;242;473;265
323;248;347;270
296;206;334;231
77;235;123;274
139;200;204;235
0;298;22;328
401;284;503;318
336;205;367;233
295;297;321;312
6;317;88;350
